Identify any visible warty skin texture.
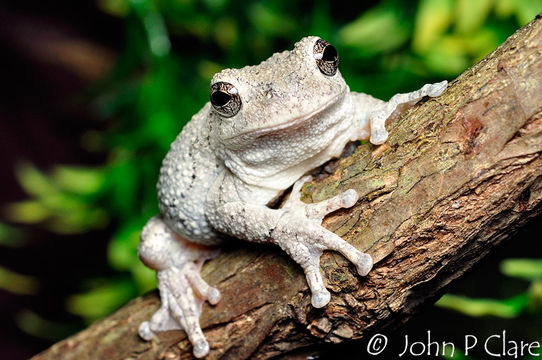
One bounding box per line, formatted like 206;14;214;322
138;36;447;358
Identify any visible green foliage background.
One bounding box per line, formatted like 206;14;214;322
2;0;542;355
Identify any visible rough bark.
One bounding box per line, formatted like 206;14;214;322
34;13;542;360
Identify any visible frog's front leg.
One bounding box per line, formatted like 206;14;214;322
274;176;372;307
207;176;372;308
368;80;448;144
138;216;221;358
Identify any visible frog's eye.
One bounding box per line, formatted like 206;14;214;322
313;39;339;76
210;82;241;118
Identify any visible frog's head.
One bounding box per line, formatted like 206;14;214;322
209;36;348;141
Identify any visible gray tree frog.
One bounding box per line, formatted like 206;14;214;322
138;36;447;358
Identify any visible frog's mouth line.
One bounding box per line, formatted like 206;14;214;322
225;88;348;140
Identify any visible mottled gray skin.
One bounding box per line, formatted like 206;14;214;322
138;36;447;358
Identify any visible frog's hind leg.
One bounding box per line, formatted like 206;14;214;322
369;80;448;145
138;216;220;358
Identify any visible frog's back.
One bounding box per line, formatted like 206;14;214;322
157;103;223;245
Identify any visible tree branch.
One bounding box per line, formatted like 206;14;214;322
34;13;542;360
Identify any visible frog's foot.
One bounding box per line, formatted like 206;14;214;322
138;216;221;358
369;80;448;145
273;176;373;308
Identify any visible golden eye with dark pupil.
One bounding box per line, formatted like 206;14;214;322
209;81;241;117
313;38;339;76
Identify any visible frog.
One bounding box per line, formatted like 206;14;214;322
137;36;447;358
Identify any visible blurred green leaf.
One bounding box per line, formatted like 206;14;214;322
309;0;332;41
198;60;225;81
455;0;494;34
97;0;130;17
0;266;39;295
422;35;469;75
515;0;542;25
213;17;238;50
436;293;529;318
337;5;410;55
67;279;136;321
107;153;139;217
5;201;51;224
413;0;454;53
462;27;499;59
441;346;473;360
248;3;295;36
15;164;58;199
16;310;79;341
177;15;213;39
108;220;144;271
501;258;542;280
45;207;108;234
40;192;89;212
495;0;517;18
6;188;108;232
529;280;542;312
52;166;106;196
129;0;171;57
203;0;229;11
108;219;156;292
131;260;157;293
0;223;27;247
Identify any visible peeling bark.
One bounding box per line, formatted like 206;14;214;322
33;13;542;360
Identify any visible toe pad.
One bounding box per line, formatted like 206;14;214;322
311;290;331;308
